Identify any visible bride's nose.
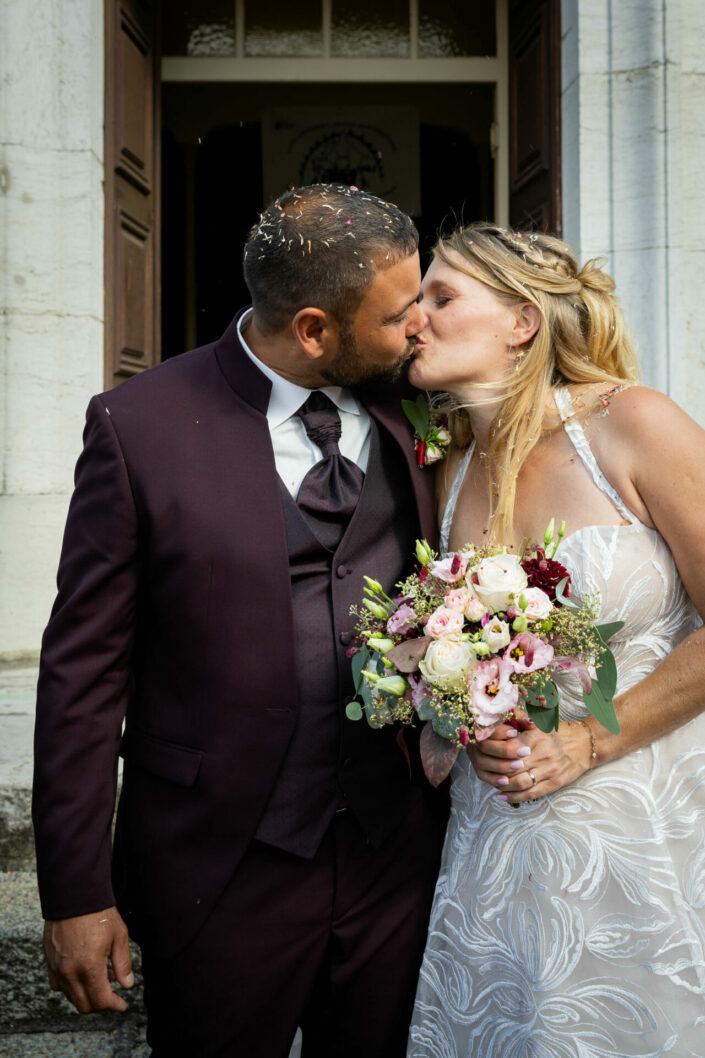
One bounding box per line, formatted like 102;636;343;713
406;300;428;337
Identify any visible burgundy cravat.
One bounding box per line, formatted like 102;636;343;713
296;391;365;550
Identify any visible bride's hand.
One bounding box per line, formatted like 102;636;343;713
466;719;594;802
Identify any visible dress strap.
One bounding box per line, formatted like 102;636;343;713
439;441;476;554
554;387;634;523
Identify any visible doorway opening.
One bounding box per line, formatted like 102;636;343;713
161;80;495;355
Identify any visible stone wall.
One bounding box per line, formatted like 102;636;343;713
561;0;705;423
0;0;105;658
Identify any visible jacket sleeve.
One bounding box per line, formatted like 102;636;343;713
32;395;141;920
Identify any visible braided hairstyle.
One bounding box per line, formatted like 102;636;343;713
434;223;641;544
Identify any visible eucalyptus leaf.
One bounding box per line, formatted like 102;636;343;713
582;681;620;733
351;646;370;694
419;723;460;787
345;700;363;721
596;647;618;699
526;703;560;731
595;620;625;644
555;576;578;611
417;697;435;722
431;712;460;740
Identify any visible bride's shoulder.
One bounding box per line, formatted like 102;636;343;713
561;383;687;434
568;384;705;465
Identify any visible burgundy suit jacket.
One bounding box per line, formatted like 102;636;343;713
32;313;437;955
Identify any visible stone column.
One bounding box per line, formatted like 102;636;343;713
561;0;705;423
0;0;105;659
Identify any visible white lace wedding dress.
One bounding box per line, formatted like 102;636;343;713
408;389;705;1058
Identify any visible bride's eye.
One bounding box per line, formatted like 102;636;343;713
435;297;452;307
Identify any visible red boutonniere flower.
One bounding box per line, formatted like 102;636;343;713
402;395;452;468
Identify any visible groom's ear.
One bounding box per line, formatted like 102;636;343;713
292;308;340;362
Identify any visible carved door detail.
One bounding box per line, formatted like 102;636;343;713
104;0;160;386
509;0;561;233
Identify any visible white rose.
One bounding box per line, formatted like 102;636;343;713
522;587;553;621
481;617;511;652
471;554;528;614
419;635;476;686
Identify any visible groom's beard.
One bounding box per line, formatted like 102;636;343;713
320;321;414;387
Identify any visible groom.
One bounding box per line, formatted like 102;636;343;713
33;184;447;1057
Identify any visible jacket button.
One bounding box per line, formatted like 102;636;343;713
336;564;349;578
339;631;353;646
342;757;354;771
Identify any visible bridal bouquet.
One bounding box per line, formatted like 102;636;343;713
347;521;622;785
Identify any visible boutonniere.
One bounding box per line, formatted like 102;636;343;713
402;395;452;468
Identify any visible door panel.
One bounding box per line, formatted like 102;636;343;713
509;0;561;232
105;0;160;386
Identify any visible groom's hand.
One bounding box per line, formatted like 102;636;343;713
43;906;134;1013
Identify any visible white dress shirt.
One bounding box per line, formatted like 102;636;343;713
237;311;371;498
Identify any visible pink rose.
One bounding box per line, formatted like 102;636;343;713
423;606;465;639
464;593;488;622
444;587;470;611
469;658;518;727
504;631;554;674
522;587;553;621
429;552;471;584
387;602;418;635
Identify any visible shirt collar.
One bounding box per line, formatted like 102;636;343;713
236;310;362;429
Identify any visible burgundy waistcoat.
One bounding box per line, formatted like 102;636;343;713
255;420;420;855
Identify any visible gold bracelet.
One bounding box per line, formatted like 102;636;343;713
580;719;597;768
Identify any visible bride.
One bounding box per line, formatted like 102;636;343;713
406;223;705;1057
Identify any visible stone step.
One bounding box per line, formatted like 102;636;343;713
0;872;145;1038
0;664;37;873
0;1027;149;1057
0;872;301;1057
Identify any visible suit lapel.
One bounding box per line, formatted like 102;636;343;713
361;385;437;547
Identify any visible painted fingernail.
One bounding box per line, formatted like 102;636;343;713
510;760;525;770
496;794;509;801
505;728;518;738
516;746;532;757
497;776;509;786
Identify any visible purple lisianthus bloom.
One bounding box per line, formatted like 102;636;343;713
387;602;418;635
406;673;433;711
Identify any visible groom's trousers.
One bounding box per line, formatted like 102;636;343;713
141;795;445;1058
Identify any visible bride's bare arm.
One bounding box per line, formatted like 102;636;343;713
468;388;705;801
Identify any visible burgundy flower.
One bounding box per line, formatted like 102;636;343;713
521;547;571;602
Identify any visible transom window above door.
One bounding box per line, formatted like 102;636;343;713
162;0;497;59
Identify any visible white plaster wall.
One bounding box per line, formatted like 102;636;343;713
561;0;705;424
0;0;104;657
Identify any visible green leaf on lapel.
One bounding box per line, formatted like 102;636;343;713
402;395;430;439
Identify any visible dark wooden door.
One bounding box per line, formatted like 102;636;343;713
104;0;160;387
508;0;561;233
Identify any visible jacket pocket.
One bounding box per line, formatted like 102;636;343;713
120;728;203;787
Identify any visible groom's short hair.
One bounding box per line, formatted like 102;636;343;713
243;184;419;336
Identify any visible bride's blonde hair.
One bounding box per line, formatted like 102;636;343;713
434;223;641;544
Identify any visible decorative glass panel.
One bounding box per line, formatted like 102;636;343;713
418;1;496;57
162;2;236;57
245;0;323;57
331;0;410;58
